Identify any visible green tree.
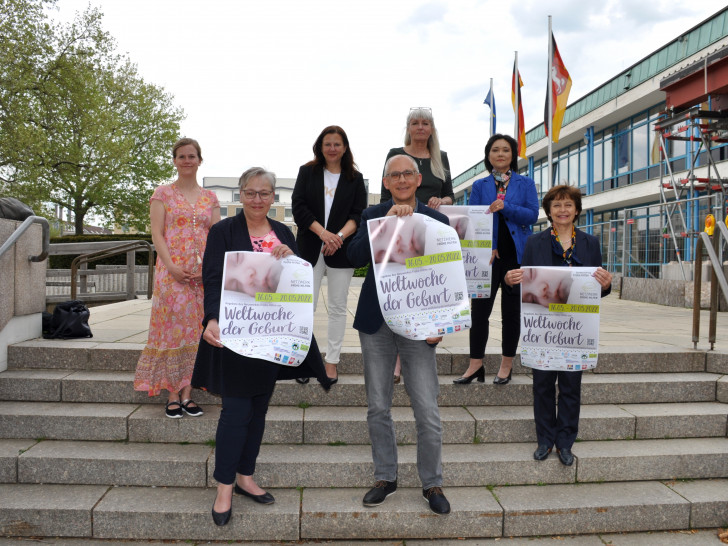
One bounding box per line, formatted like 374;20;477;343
0;0;184;233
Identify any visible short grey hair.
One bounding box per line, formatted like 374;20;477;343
239;167;276;192
383;154;419;177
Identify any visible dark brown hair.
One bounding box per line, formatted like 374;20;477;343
542;184;583;224
484;134;518;172
307;125;359;180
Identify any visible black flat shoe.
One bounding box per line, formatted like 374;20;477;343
557;448;574;466
234;483;275;504
453;366;484;384
533;444;552;460
211;499;231;526
493;370;512;385
295;377;309;384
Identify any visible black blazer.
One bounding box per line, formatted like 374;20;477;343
191;211;331;397
521;228;611;297
292;164;368;268
347;200;450;335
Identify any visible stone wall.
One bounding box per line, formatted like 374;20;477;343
621;275;728;310
0;218;47;370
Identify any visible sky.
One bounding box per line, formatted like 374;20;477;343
52;0;724;191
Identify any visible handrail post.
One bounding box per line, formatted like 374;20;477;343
692;238;703;350
709;231;719;350
126;249;136;300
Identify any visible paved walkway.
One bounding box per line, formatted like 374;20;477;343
84;277;728;353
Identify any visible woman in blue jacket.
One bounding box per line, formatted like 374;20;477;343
454;134;539;385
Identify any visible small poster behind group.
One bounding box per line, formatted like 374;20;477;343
519;266;601;371
439;205;493;298
218;251;314;366
367;213;471;340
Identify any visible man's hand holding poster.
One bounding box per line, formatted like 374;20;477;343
519;266;601;371
367;213;471;340
439;205;493;298
219;251;313;366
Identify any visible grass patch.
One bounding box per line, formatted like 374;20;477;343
298;401;311;409
204;439;216;448
327;441;347;446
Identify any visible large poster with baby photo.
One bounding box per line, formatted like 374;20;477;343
218;251;314;366
367;213;471;340
439;205;493;298
519;266;601;371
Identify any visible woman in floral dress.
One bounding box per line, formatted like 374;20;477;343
134;138;221;417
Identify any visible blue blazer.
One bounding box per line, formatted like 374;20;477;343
521;227;611;297
347;200;450;335
469;172;539;264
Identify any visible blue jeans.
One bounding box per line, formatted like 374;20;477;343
213;392;272;485
359;324;443;489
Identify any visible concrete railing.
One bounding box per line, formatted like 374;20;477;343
0;217;47;371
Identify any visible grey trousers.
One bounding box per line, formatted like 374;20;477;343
359;324;443;489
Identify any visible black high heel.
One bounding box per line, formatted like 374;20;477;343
493;369;512;385
453;366;485;384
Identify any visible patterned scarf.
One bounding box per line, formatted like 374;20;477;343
493;170;511;201
550;225;581;266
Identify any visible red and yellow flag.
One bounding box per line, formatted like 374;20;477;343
544;31;572;143
511;62;526;159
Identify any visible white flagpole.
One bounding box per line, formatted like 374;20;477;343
489;77;494;137
514;51;519;148
547;15;554;187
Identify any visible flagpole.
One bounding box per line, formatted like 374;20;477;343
514;51;519;146
547;15;554;187
489;77;494;137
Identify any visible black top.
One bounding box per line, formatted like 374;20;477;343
292;164;367;268
347;199;450;335
379;147;454;204
191;211;332;397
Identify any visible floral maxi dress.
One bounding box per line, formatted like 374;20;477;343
134;184;219;396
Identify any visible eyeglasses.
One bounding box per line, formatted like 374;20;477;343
386;170;417;181
242;190;273;200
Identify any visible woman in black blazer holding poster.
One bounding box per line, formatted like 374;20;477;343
505;184;612;467
192;167;332;527
292;126;367;382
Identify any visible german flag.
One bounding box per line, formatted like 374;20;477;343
544;31;572;143
511;62;526;159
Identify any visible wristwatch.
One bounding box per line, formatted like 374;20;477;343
337;231;344;239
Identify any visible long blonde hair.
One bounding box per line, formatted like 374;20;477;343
404;108;446;181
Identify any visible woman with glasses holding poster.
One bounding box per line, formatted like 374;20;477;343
192;167;332;527
455;134;538;385
504;184;612;466
292;126;367;383
382;107;454;383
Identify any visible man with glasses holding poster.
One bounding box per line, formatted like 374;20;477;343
347;154;451;515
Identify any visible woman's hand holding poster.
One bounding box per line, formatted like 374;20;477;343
519;266;601;371
218;251;313;366
439;205;493;298
367;213;471;340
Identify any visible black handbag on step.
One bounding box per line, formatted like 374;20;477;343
43;300;93;339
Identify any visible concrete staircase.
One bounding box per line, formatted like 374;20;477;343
0;341;726;541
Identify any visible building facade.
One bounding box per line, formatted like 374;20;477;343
452;8;728;278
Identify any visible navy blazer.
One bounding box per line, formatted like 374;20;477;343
347;200;450;335
292;164;367;268
191;211;331;397
521;228;611;297
469;172;539;264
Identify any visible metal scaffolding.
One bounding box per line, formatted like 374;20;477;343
654;106;728;279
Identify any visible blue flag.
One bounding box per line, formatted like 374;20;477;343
484;88;496;135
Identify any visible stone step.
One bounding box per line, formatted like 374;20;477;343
4;438;727;489
0;399;725;445
0;369;722;406
0;480;725;540
7;340;708;375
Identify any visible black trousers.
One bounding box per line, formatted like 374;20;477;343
213;392;272;485
532;369;583;449
469;255;521;359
